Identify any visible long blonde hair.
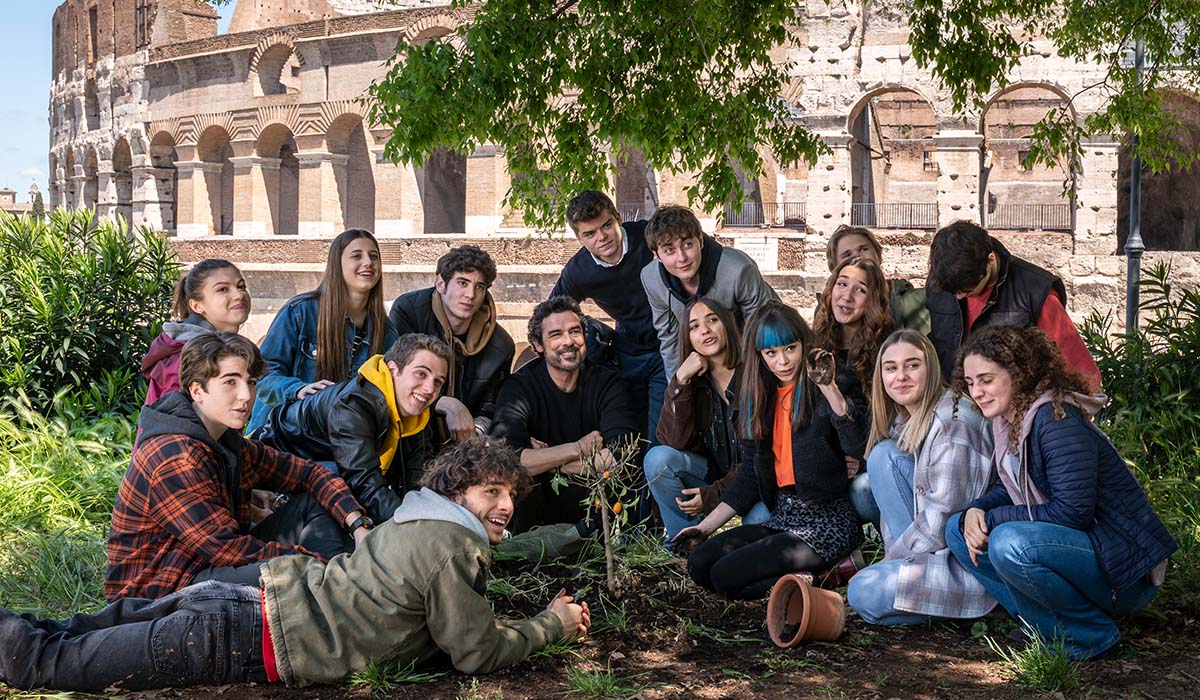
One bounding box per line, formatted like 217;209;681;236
867;330;947;455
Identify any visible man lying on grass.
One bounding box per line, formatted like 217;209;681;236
106;331;370;600
0;436;590;691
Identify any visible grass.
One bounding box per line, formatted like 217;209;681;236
0;401;133;617
457;678;503;700
679;617;766;645
348;658;447;693
564;665;641;700
986;627;1083;692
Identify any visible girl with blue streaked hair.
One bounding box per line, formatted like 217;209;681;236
675;301;870;599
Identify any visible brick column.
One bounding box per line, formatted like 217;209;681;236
1074;137;1120;254
933;130;983;227
70;173;88;210
465;144;507;234
295;151;348;238
175;161;223;238
230;156;279;237
132;164;176;233
805;132;853;232
96;165;117;220
371;145;421;236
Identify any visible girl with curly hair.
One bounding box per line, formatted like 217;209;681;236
946;325;1176;659
813;256;894;523
675;301;868;599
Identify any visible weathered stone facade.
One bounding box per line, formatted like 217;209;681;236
48;0;1200;341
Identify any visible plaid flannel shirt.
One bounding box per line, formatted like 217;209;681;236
105;432;361;600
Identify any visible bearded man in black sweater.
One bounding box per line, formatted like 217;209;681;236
490;296;638;533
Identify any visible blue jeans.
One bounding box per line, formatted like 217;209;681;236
847;440;929;625
945;514;1159;659
612;346;667;448
643;445;768;540
848;472;880;526
0;580;268;691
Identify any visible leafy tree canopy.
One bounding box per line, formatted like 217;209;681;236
200;0;1200;228
367;0;820;230
909;0;1200;178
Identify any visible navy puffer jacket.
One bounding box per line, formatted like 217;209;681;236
968;402;1177;593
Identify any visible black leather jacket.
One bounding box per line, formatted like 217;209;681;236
257;375;432;522
926;237;1065;381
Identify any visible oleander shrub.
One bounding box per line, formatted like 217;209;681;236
0;209;178;415
1082;262;1200;607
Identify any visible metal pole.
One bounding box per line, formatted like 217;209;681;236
1125;40;1146;334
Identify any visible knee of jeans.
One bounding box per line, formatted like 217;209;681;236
643;445;680;480
847;568;886;623
866;439;899;475
987;524;1034;573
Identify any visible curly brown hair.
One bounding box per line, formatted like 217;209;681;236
952;325;1092;451
419;435;532;501
812;257;894;393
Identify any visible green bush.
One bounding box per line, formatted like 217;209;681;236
1082;262;1200;608
0;397;134;617
0;209;178;416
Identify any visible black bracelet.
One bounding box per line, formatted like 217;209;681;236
347;514;374;532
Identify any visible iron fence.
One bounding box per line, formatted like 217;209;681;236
850;202;939;229
721;201;807;229
986;203;1073;232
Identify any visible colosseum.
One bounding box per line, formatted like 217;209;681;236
48;0;1200;338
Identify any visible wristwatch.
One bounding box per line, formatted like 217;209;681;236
347;514;374;532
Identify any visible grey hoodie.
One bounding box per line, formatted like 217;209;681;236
640;236;778;377
261;488;564;686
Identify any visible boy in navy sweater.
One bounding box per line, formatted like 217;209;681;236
550;190;665;446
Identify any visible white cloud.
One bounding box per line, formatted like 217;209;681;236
20;166;45;179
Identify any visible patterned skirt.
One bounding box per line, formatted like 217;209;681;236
763;493;864;564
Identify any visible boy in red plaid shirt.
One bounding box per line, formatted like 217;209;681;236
105;332;370;600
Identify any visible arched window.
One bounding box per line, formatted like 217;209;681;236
848;89;939;229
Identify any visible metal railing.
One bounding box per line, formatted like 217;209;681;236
986;203;1073;232
850;202;939;230
721;201;807;229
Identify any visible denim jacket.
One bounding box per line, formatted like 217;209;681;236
247;293;398;435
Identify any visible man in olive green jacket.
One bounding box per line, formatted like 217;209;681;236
0;438;590;692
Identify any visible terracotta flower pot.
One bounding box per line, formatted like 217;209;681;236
766;573;847;648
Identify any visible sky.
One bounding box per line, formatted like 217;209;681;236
0;2;234;204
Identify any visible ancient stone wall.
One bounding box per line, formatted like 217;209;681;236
47;0;1200;337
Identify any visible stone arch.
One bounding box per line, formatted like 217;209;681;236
326;112;376;233
83;146;100;209
197;125;235;235
1118;89;1200;251
404;15;460;46
251;35;304;97
848;87;939;229
980;83;1075;231
112;137;134;224
257;123;300;236
84;78;100;131
611;143;658;222
150;130;179;234
417;147;466;234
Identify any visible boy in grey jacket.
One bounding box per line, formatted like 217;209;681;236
0;438;590;692
640;205;778;377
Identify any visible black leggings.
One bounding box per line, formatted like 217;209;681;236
687;524;829;600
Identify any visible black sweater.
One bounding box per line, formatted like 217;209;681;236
550;220;657;353
490;358;638;531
